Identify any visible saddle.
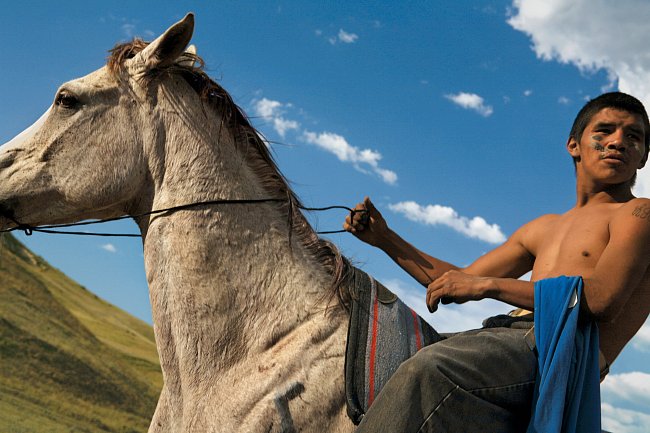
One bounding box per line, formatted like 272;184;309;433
344;268;442;425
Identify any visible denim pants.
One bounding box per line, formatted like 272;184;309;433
354;323;538;433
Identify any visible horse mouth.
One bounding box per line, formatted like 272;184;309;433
0;203;18;232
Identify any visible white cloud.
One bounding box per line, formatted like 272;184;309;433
122;23;136;38
118;19;152;39
325;29;359;45
251;96;397;184
101;243;117;253
272;118;300;138
602;402;650;433
601;372;650;411
254;98;281;118
507;0;650;196
337;29;359;44
388;201;507;244
524;89;533;97
302;131;397;184
252;98;299;138
631;321;650;353
445;92;494;117
558;96;570;105
375;167;398;185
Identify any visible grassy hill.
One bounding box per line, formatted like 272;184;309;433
0;234;162;432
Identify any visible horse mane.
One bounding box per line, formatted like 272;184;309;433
107;39;352;310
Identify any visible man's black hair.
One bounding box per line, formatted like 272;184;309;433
570;91;650;151
569;92;650;185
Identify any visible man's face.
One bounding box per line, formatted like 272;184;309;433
568;107;648;185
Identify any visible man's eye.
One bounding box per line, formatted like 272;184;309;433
55;91;80;109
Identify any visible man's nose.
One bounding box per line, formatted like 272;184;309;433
606;130;626;150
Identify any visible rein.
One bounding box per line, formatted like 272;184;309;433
0;198;364;238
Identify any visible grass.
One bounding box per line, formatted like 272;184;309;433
0;234;162;432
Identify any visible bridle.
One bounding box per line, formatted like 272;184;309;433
0;197;365;237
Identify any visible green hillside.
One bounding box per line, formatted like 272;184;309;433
0;234;162;432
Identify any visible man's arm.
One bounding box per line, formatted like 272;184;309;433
426;271;536;312
425;218;545;312
344;197;536;293
343;197;459;286
580;198;650;321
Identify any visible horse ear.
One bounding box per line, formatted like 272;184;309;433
178;44;197;67
135;13;195;72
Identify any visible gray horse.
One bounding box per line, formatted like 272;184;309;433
0;14;358;432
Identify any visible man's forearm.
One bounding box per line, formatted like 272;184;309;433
485;277;535;310
376;228;459;287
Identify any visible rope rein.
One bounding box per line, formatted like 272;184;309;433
0;198;365;238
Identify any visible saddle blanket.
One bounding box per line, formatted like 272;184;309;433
344;268;441;425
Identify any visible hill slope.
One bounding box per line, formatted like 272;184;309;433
0;234;162;433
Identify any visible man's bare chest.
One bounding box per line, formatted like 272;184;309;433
532;210;616;278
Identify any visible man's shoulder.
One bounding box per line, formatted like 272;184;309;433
622;197;650;216
510;213;561;244
611;197;650;237
524;213;563;231
610;197;650;222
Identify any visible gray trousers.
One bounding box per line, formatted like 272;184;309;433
355;323;538;433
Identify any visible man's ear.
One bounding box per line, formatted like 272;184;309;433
567;137;581;161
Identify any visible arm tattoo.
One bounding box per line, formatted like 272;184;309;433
632;204;650;221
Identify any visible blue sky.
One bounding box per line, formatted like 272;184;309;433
2;1;649;430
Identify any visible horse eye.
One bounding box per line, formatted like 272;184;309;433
55;90;80;109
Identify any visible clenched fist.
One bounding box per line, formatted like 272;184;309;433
343;196;390;248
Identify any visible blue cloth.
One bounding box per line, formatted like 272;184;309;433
527;276;601;433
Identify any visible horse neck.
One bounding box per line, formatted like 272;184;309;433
138;95;342;364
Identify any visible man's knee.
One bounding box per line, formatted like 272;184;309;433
393;345;457;387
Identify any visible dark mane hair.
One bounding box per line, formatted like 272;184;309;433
569;92;650;164
107;39;352;309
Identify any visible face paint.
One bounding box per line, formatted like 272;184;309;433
589;134;606;152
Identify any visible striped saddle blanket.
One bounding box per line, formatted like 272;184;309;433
344;268;442;425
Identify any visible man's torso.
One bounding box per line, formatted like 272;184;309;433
524;199;650;364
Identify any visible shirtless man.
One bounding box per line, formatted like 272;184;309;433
344;92;650;432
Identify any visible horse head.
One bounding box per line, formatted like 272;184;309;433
0;15;360;431
0;14;196;230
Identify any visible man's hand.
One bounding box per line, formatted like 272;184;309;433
426;270;490;313
343;197;389;248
